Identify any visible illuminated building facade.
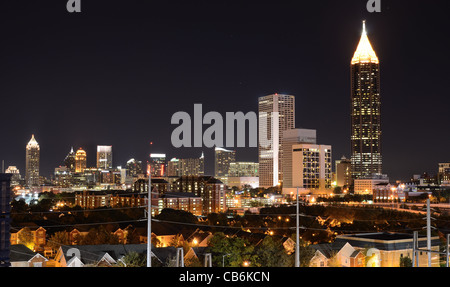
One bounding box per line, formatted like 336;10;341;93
126;158;143;177
75;148;87;173
354;174;389;194
64;147;76;172
96;145;113;170
438;163;450;186
168;154;205;177
5;166;21;186
282;129;317;189
258;94;295;187
291;144;332;190
25;134;40;187
148;154;167;177
335;156;352;188
214;147;236;177
228;162;259;177
173;176;226;214
351;21;382;180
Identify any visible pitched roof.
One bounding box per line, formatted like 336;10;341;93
351;21;379;65
10;245;40;262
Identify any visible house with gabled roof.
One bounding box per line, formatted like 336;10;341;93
53;244;178;267
10;244;49;267
184;246;210;267
310;241;365;267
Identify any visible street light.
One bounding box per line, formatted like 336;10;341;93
242;261;250;267
222;253;231;267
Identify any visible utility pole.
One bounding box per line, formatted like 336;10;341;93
426;198;431;267
147;145;154;267
295;187;300;267
447;234;450;268
412;231;417;267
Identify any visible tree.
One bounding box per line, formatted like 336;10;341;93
155;208;198;224
254;236;292;267
327;251;341;267
18;227;35;250
117;251;147;267
208;232;255;267
48;231;70;251
400;255;412;267
289;234;316;267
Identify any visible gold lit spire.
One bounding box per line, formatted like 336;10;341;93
26;134;40;150
351;20;379;65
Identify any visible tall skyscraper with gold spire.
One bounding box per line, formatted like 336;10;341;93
350;21;382;180
75;148;87;173
25;134;40;187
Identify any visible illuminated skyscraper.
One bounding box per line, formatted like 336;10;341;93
126;158;143;177
96;145;113;170
148;154;167;177
168;153;205;177
214;147;235;177
350;21;382;180
258;93;295;187
75;148;87;173
64;147;76;172
25;134;40;187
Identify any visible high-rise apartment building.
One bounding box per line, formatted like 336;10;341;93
25;134;40;187
282;129;317;189
335;156;352;188
258;94;295;187
0;173;12;267
351;21;382;180
214;147;236;177
172;176;226;214
126;158;143;177
168;153;205;177
291;144;332;190
75;148;87;173
96;145;113;170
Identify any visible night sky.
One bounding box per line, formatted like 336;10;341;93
0;0;449;181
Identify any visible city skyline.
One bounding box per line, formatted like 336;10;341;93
1;0;449;181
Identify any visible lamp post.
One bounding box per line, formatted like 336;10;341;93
222;253;231;267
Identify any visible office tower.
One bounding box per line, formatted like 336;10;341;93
64;147;76;172
258;93;295;187
227;162;260;189
351;21;382;179
282;129;317;189
291;144;332;190
126;158;143;177
168;153;205;177
75;148;87;173
96;145;113;170
148;154;167;177
0;174;12;267
214;147;236;177
25;134;40;187
335;156;353;188
4;166;21;186
54;166;72;187
228;162;259;177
